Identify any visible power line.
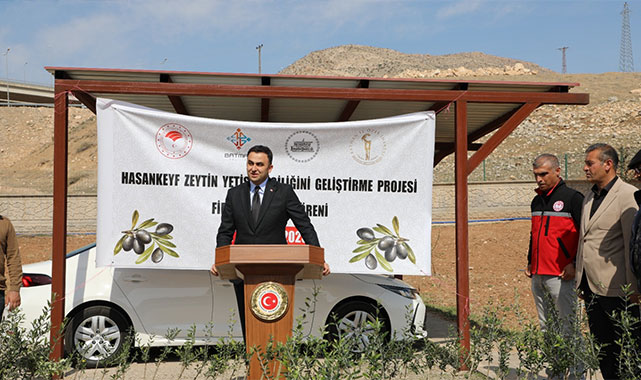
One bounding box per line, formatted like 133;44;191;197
620;2;634;72
558;46;569;74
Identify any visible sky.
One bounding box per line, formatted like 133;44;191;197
0;0;639;86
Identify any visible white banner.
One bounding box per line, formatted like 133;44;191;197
96;98;434;275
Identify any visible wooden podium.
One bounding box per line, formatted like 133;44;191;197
215;245;324;380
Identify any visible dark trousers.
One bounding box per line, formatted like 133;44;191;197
0;291;4;318
582;277;641;379
231;279;246;342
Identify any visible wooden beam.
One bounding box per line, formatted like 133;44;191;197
338;80;369;121
427;102;451;114
432;104;528;166
434;143;481;166
433;152;449;166
427;85;468;114
159;74;189;115
54;79;590;105
70;90;97;114
454;100;470;367
466;102;540;175
261;77;271;122
53;71;97;113
50;87;68;366
435;142;482;151
468;109;518;143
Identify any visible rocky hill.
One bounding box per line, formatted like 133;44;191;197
280;45;552;78
2;45;641;194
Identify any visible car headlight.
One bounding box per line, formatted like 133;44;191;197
376;284;419;299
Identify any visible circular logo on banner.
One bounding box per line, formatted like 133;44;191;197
250;282;289;321
156;123;193;159
553;200;564;212
285;131;320;163
349;129;386;165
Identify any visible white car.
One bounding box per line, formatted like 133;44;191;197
21;244;427;366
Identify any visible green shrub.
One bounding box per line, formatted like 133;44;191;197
2;287;640;379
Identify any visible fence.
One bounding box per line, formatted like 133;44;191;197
434;147;639;183
1;180;607;235
0;195;96;234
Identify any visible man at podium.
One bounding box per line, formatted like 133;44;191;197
210;145;330;320
212;144;329;274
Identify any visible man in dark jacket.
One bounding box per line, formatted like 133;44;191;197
215;145;321;249
629;148;641;291
212;145;330;276
210;145;329;338
526;154;584;332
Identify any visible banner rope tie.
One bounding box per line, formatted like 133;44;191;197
53;85;88;115
436;90;469;114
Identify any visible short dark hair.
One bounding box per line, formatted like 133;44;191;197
533;153;559;169
586;143;619;169
248;145;273;164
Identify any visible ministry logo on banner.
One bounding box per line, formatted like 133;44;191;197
155;123;193;159
96;98;435;275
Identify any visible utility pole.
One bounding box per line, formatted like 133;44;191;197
620;2;634;72
256;44;263;74
558;46;569;74
4;48;9;107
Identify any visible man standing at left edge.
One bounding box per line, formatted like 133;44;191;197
0;214;23;316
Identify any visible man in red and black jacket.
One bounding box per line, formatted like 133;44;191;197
526;154;583;332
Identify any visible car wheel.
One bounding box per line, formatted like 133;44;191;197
64;305;131;367
326;300;390;352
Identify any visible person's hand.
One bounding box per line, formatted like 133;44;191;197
560;263;576;281
210;264;219;276
5;290;20;311
322;262;330;276
524;264;532;278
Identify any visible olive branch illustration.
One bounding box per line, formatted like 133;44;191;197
113;210;180;264
350;216;415;272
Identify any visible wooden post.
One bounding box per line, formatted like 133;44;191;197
50;86;68;365
454;100;470;368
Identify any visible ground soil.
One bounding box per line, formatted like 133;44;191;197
18;219;536;326
405;219;536;327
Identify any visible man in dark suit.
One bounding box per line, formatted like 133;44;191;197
211;144;330;274
210;145;329;337
629;148;641;292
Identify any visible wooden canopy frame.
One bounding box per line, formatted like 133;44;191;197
46;67;589;366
